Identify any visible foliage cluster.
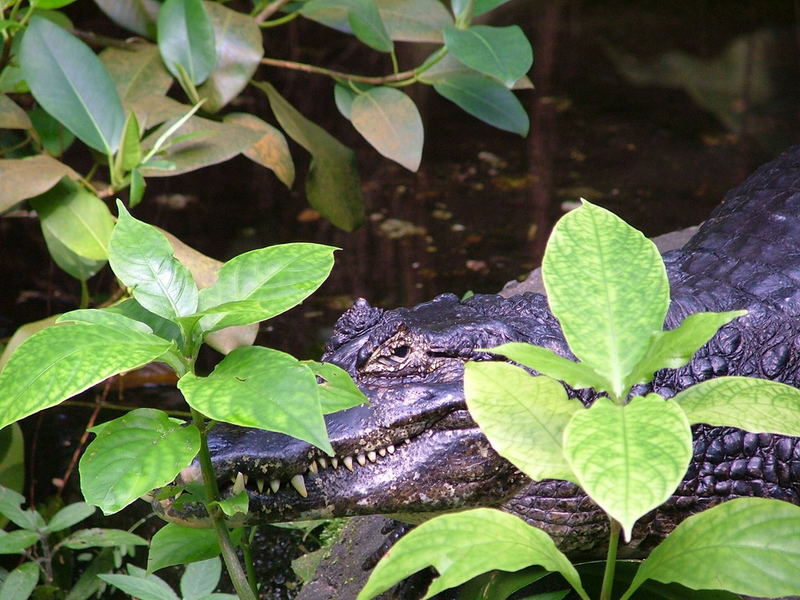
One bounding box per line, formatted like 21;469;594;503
358;201;800;600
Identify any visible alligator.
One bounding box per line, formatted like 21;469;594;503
162;145;800;566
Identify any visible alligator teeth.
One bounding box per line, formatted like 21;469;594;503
308;461;318;475
378;448;386;457
331;457;339;469
404;438;411;445
290;474;308;498
232;472;246;495
318;457;328;469
242;473;249;486
256;479;265;493
357;453;367;466
270;479;280;493
367;451;377;463
387;445;396;454
343;456;354;471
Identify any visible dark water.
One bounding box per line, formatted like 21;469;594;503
1;1;800;597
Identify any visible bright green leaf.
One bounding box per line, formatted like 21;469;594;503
0;530;39;554
301;0;392;52
99;573;179;600
0;323;172;431
44;502;95;533
180;557;222;600
157;0;216;85
41;227;107;281
178;347;332;455
432;73;529;135
109;201;199;320
95;0;160;38
59;528;148;549
224;113;294;188
302;360;367;413
130;168;146;207
485;342;609;391
20;17;124;153
30;178;114;262
351;87;423;171
623;498;800;599
465;362;580;482
197;3;263;112
626;311;747;389
563;395;692;541
543;200;668;399
0;486;43;531
197;243;335;333
357;508;589;600
148;523;222;572
255;81;364;231
0;155;79;214
101;44;173;102
214;490;248;517
443;25;532;87
0;96;31;130
33;0;78;8
79;408;200;514
116;112;142;172
674;375;800;435
0;563;39;600
58;308;152;334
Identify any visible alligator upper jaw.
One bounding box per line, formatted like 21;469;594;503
157;382;526;524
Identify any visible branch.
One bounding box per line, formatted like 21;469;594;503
254;0;293;24
260;57;418;85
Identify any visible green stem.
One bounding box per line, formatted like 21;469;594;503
259;11;298;28
191;409;257;600
600;519;621;600
241;527;258;595
254;0;293;23
79;279;89;309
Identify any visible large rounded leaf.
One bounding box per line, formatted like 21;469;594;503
80;408;200;514
443;25;532;88
177;347;332;455
148;524;222;572
563;395;692;541
351;87;423;171
20;17;124;154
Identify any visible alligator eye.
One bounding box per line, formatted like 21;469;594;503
393;345;409;358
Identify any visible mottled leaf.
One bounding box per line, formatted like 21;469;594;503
465;362;580;482
563;395;692;541
351;87;423;171
198;3;263;112
0;154;78;213
157;0;216;85
80;408;200;514
178;347;332;454
20;17;124;153
100;44;173;103
0;316;59;372
225;112;294;188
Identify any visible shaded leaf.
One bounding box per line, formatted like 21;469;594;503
181;557;222;600
451;0;512;18
148;524;222;572
0;426;25;513
41;228;107;281
102;299;182;344
351;87;423;171
301;0;392;52
0;154;78;213
443;25;532;88
0;323;172;431
0;96;31;129
465;362;579;482
95;0;159;37
563;395;692;541
59;528;148;549
130;168;146;206
20;17;124;153
98;573;179;600
0;316;59;372
432;73;528;135
0;486;43;531
80;408;200;514
129;95;192;132
357;509;589;600
225;112;294;188
458;566;550;600
157;0;216;85
334;83;358;120
178;347;332;454
116;112;143;171
0;530;39;554
0;563;39;600
45;502;95;533
376;0;452;42
29;106;75;156
64;548;115;600
303;360;367;413
255;81;364;230
100;44;173;103
198;3;263;112
623;498;800;599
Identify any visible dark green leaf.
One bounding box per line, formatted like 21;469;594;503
0;563;39;600
116;112;142;172
334;83;358;120
98;573;178;600
255;81;364;230
451;0;511;18
0;323;172;431
64;548;116;600
197;3;263;112
80;408;200;514
433;73;528;135
303;360;367;413
109;201;199;320
59;528;148;549
130;168;146;206
178;346;332;454
301;0;392;52
103;299;183;345
376;0;452;42
157;0;216;85
224;113;294;188
0;426;25;509
443;25;532;88
458;566;549;600
44;502;95;533
20;17;125;153
95;0;159;38
29;106;75;156
148;523;222;572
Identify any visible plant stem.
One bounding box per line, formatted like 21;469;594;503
191;408;257;600
254;0;293;23
600;519;621;600
260;57;418;85
242;527;258;595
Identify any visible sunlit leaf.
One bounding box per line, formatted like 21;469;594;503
0;563;39;600
255;81;364;231
94;0;160;37
0;154;79;214
20;17;125;153
198;3;263;112
301;0;392;52
225;112;294;188
0;96;31;129
0;316;59;372
157;0;216;85
214;490;248;517
148;524;223;572
465;362;580;482
178;346;332;454
59;528;148;549
101;44;173;103
623;498;800;599
0;323;172;431
109;201;199;320
543;200;668;399
302;360;367;413
563;395;692;541
80;408;200;514
351;86;423;171
432;73;529;135
357;509;589;600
